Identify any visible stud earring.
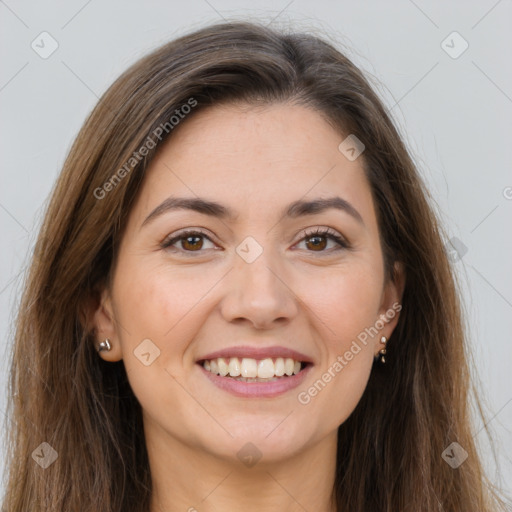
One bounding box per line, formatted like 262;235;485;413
376;336;387;363
97;338;112;352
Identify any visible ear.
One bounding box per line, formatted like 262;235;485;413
86;286;123;362
376;261;406;352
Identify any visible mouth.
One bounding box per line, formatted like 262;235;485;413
196;351;313;398
197;356;312;382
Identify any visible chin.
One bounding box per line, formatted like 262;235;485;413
205;418;312;464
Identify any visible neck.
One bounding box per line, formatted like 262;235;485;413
145;417;338;512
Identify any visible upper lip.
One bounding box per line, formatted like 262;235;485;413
197;345;314;364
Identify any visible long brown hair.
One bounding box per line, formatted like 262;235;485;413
2;20;509;511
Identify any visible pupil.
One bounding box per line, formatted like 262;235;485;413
184;236;202;250
308;236;326;250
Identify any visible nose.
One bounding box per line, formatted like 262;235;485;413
219;246;299;329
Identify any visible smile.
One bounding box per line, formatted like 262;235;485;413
201;356;306;381
196;356;313;398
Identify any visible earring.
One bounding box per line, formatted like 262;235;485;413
97;338;112;352
376;336;387;363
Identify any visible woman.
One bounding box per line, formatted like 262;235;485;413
2;20;509;512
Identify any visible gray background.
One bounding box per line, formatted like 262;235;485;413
1;0;511;497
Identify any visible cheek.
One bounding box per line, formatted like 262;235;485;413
110;261;210;428
113;259;212;341
111;258;227;394
306;262;383;348
294;263;381;425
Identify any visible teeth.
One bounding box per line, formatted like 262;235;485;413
228;357;241;377
284;358;294;376
217;357;229;376
274;357;285;376
202;356;305;379
241;358;258;378
257;358;275;379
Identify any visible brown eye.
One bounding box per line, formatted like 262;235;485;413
296;228;349;253
161;230;216;254
305;235;328;251
181;234;204;251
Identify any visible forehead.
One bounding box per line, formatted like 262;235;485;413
132;103;375;227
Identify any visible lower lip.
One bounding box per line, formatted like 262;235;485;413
197;363;313;398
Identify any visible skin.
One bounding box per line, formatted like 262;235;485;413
92;102;405;512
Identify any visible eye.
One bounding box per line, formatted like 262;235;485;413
161;227;350;256
161;229;216;254
294;227;350;252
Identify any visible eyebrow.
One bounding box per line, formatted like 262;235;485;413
141;195;364;228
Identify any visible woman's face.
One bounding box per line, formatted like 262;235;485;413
94;102;403;464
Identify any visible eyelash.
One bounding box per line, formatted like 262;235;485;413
160;227;350;256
